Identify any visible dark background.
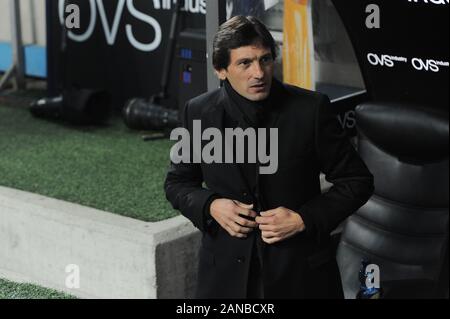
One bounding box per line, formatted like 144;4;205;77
48;0;206;111
332;0;449;111
47;0;449;113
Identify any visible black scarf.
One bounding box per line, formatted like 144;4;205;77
223;80;269;129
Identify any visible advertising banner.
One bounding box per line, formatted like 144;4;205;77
48;0;206;110
331;0;449;110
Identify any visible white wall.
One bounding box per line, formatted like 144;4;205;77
0;0;46;46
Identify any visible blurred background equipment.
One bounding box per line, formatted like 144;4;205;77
122;0;183;133
123;97;179;132
30;87;110;125
177;28;207;119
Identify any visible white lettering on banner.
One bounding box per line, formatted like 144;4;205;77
188;0;206;14
367;53;394;67
411;58;449;72
126;0;162;52
367;53;449;72
96;0;126;45
408;0;449;5
57;0;205;52
162;0;206;13
367;53;408;67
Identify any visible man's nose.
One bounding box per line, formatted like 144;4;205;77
251;62;265;79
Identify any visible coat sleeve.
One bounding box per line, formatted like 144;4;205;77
298;95;374;244
164;102;218;232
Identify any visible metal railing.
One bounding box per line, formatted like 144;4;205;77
0;0;26;90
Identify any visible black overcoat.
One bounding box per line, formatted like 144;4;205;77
164;79;374;298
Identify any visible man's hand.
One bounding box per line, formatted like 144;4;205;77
256;207;305;244
210;199;258;238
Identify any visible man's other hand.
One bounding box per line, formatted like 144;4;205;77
210;199;258;238
256;207;305;244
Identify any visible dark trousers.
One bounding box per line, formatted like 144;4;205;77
247;239;264;299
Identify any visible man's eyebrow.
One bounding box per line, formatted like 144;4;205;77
260;53;273;59
235;57;253;64
235;53;271;64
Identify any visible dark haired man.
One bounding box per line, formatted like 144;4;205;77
165;16;374;299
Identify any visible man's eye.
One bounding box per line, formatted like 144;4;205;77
261;56;273;64
240;61;251;66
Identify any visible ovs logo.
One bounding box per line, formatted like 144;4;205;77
411;58;440;73
58;0;206;52
367;53;394;68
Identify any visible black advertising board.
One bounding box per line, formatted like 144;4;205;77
331;0;449;111
48;1;449;112
48;0;206;110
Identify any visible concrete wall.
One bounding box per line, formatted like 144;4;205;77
0;0;46;45
0;186;200;299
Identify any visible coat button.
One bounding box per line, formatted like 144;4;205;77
237;257;245;263
243;192;248;197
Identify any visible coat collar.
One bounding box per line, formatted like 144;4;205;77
200;79;284;196
202;78;284;131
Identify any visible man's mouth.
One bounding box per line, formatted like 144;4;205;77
250;83;266;89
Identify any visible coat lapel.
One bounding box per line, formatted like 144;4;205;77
200;83;283;197
202;88;252;195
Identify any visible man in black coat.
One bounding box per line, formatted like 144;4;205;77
164;16;374;299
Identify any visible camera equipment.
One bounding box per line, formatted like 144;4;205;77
30;88;110;125
122;0;183;133
123;97;179;131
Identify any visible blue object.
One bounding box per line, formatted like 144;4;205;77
0;42;12;72
180;48;192;60
24;45;47;78
0;42;47;78
183;71;192;84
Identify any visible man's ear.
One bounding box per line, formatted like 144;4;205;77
215;69;227;81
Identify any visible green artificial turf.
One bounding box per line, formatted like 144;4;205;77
0;91;178;222
0;278;76;299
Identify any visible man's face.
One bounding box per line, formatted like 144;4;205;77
217;44;274;101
